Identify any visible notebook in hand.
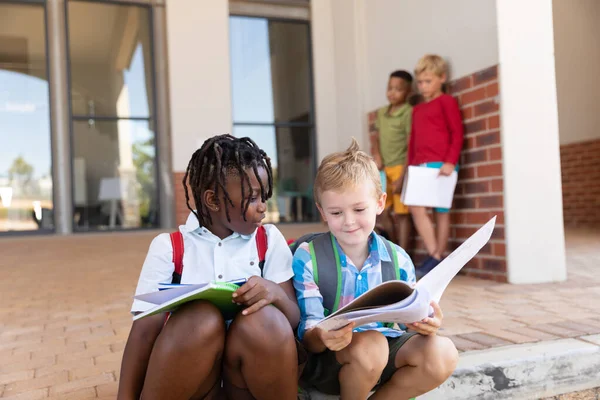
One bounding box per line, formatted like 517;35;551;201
315;216;496;331
133;281;242;321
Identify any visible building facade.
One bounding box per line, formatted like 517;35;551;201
3;0;598;285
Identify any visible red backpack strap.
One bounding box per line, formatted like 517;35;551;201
170;231;184;284
255;225;268;276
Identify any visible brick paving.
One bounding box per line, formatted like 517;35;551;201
0;227;598;399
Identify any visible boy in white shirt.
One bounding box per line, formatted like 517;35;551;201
118;135;301;400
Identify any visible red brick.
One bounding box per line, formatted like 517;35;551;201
454;197;477;209
455;227;477;239
478;195;503;208
447;335;486;352
465;136;476;150
490;179;503;192
489;146;502;161
461;106;473;120
481;258;507;272
476;131;500;147
465;119;487;135
493;242;506;256
463;181;489;195
474;99;499;117
466;211;493;224
463;149;487;165
460;87;487;106
450;76;473;94
486;82;499;98
477;163;503;178
491;227;505;240
459;331;512;347
488;115;500;129
458;166;476;180
473;65;498;85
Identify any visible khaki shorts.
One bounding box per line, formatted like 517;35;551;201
299;332;418;395
384;165;409;215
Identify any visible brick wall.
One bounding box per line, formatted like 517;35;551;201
560;138;600;228
368;65;507;282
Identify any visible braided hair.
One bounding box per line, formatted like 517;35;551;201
182;134;273;227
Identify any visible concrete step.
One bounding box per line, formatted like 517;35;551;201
305;335;600;400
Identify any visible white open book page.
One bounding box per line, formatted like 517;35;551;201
401;166;458;209
315;217;496;331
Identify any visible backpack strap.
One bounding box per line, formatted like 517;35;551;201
308;233;342;316
381;237;400;282
256;225;267;275
170;231;184;284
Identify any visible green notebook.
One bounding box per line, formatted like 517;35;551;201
133;282;242;321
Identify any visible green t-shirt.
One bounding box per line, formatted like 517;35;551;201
375;103;412;167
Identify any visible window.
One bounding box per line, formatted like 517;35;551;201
0;3;53;233
230;16;316;223
67;1;159;230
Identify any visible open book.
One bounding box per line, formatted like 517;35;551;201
133;281;242;321
315;216;496;331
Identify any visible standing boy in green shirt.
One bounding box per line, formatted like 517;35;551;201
370;70;413;250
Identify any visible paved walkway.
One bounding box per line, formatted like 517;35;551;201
0;227;598;399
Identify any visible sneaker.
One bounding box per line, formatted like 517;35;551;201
416;256;442;279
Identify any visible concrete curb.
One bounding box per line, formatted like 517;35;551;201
306;335;600;400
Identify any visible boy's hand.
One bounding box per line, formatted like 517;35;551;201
438;163;455;176
232;276;284;316
316;323;355;351
406;301;443;336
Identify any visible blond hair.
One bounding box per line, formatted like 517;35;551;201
314;138;382;204
414;54;447;78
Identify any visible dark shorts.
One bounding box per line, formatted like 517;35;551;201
299;332;418;395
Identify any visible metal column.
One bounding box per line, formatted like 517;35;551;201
47;0;73;234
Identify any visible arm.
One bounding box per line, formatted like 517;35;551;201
441;95;464;165
393;110;413;194
118;234;175;399
117;314;164;399
233;226;300;327
291;244;328;353
407;108;417;166
370;111;384;169
273;279;301;328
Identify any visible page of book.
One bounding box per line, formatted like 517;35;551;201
401;166;458;209
315;217;496;331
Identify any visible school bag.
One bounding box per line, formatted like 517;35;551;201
288;232;400;317
169;225;268;283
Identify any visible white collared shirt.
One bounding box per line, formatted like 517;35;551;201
131;212;293;313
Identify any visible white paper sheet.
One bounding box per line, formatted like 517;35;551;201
401;166;458;209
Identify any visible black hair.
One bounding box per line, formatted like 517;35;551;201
182;134;273;227
389;70;413;84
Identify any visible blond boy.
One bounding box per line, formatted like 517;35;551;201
408;55;464;278
293;139;458;400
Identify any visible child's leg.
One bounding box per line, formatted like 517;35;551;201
409;206;437;257
336;331;389;400
141;301;226;400
370;335;458;400
394;213;412;251
434;211;451;259
223;305;297;400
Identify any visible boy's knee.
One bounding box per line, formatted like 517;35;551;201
422;336;459;383
339;331;388;377
166;300;226;346
228;306;293;353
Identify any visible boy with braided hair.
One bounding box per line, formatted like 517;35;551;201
119;134;301;400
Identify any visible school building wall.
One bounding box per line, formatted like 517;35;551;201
553;0;600;228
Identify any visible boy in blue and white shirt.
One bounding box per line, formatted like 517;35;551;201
293;139;458;399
